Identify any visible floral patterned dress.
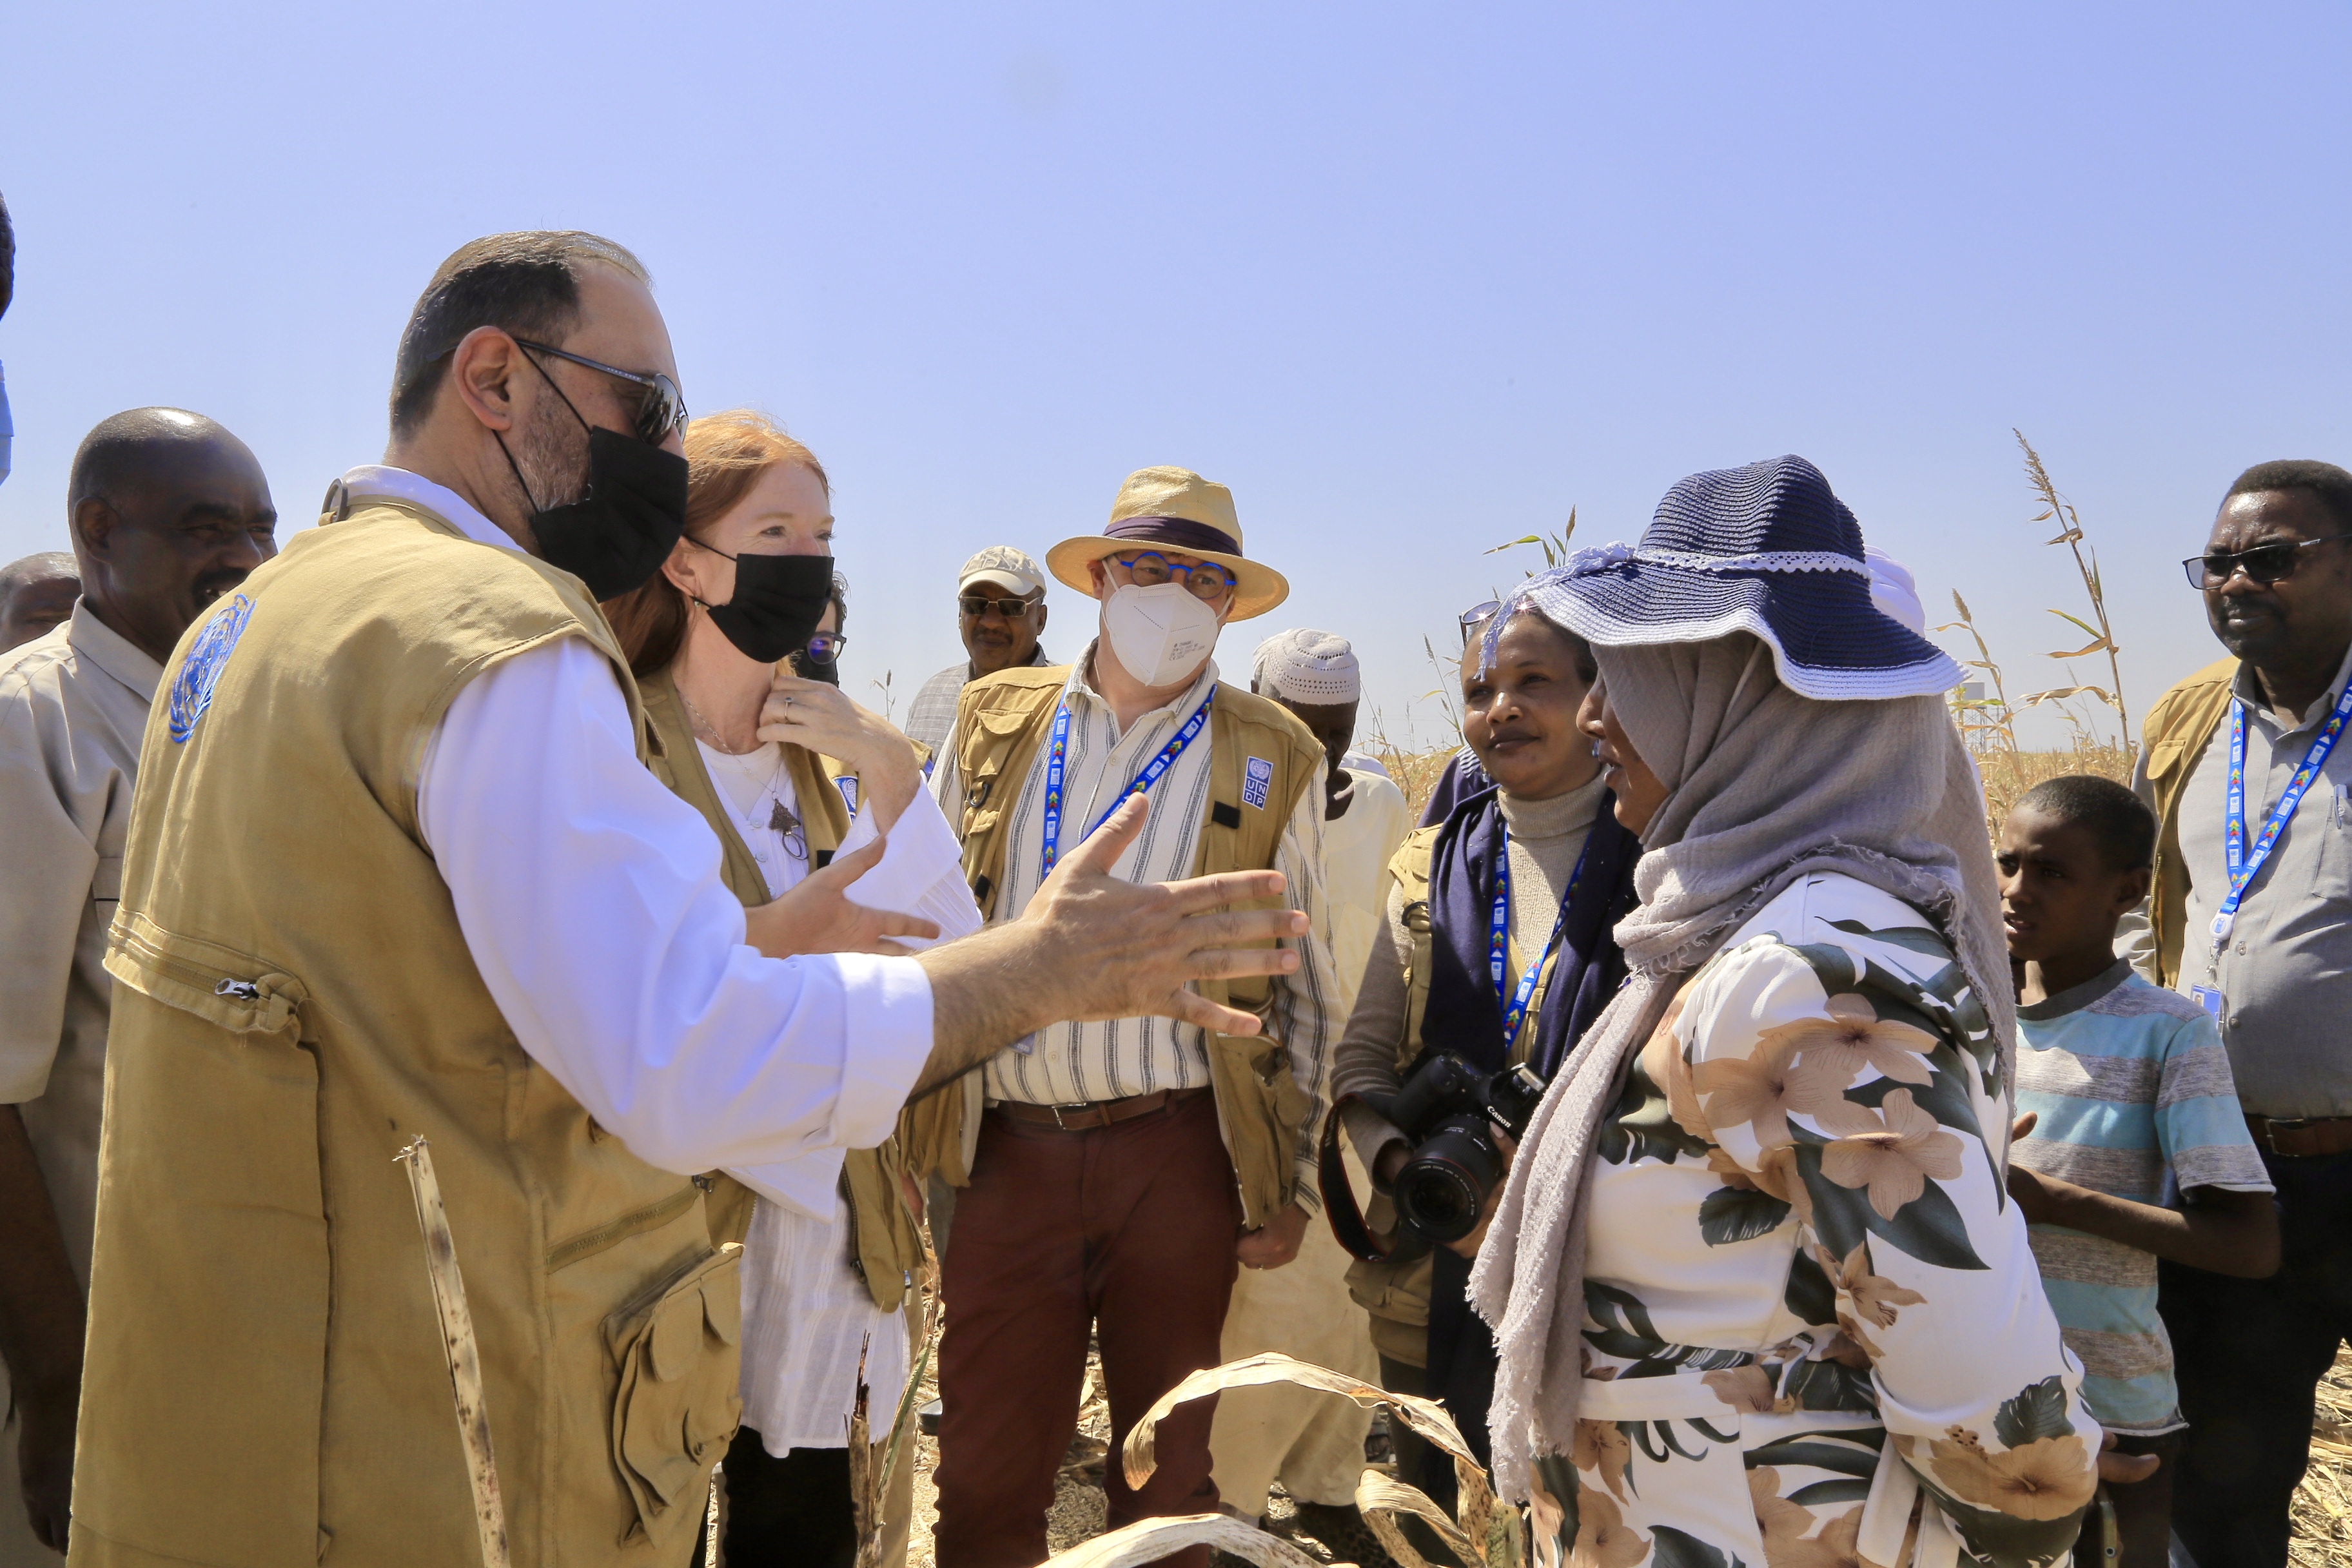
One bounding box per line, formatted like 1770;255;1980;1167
1536;872;2102;1568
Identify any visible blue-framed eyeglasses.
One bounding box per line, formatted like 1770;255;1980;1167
1110;551;1238;603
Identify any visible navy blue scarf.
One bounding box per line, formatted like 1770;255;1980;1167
1413;782;1640;1498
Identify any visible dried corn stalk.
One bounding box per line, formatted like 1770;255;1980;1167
395;1135;509;1568
1121;1351;1517;1563
1029;1511;1325;1567
1358;1467;1480;1568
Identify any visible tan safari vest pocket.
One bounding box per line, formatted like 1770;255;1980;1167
605;1243;745;1537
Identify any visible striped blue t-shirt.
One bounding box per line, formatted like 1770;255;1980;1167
2010;959;2273;1433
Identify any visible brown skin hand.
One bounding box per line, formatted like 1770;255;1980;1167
74;431;277;665
0;1105;81;1551
1464;614;1602;802
1;567;79;651
961;580;1047;677
1578;668;1670;836
2203;489;2352;721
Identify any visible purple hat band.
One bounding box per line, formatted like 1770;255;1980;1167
1103;515;1242;558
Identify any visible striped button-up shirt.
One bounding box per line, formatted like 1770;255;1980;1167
931;644;1338;1205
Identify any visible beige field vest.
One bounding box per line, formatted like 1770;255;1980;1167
897;664;1322;1230
74;501;739;1568
638;669;926;1311
1343;823;1575;1364
2138;655;2239;987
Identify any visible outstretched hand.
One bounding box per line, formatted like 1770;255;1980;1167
910;793;1310;1093
742;836;941;958
1022;793;1303;1037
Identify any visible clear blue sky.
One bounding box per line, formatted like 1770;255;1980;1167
4;2;2344;747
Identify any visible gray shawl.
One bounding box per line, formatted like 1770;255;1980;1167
1466;632;2010;1502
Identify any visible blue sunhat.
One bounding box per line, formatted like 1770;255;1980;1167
1506;455;1962;701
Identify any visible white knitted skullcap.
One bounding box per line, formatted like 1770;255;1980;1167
1253;627;1361;703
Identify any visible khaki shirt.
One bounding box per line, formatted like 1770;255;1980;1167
0;600;161;1284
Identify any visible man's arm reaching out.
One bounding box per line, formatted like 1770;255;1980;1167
908;794;1302;1097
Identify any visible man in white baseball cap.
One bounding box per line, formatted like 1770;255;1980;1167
903;545;1052;756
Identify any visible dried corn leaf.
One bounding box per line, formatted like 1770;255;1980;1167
1358;1469;1479;1568
2019;685;2114;707
1031;1511;1324;1567
1121;1353;1475;1490
395;1136;510;1568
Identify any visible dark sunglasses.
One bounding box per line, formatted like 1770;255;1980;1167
1458;600;1502;644
802;632;848;663
960;594;1037;618
514;339;689;444
2181;534;2352;589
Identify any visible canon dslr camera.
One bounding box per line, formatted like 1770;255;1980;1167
1322;1052;1547;1259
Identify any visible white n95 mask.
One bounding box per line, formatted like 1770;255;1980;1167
1101;581;1221;689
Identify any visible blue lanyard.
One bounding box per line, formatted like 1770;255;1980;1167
2213;684;2352;946
1039;691;1215;877
1490;828;1591;1044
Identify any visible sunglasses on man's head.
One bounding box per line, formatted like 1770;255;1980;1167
2181;534;2352;590
513;339;689;445
960;594;1036;618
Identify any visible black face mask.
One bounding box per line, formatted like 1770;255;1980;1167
497;368;689;601
689;543;837;665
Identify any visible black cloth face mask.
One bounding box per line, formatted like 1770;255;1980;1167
496;360;689;601
687;541;836;665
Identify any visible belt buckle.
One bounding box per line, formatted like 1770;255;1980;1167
1051;1102;1094;1131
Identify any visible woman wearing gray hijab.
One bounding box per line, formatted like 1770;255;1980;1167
1468;458;2104;1568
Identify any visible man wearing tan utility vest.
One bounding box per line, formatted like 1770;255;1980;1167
914;468;1340;1568
66;234;1309;1568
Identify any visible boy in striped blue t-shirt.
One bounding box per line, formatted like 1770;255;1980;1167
1997;774;2279;1568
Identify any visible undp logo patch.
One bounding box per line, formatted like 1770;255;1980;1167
1242;755;1274;810
168;594;255;744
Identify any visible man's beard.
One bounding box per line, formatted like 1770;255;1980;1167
509;393;591;516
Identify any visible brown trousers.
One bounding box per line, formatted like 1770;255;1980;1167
934;1092;1241;1568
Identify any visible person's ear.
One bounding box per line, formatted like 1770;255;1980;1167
1033;600;1049;632
73;495;119;562
1086;560;1110;600
2115;865;2153;913
658;535;703;600
448;326;525;433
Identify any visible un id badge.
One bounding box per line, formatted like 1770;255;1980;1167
2190;985;2226;1023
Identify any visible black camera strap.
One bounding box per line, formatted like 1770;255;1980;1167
1318;1094;1397;1264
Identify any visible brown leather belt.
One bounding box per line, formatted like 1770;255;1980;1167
992;1087;1208;1132
2245;1113;2352;1158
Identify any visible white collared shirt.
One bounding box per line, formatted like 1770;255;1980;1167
930;642;1338;1204
335;465;951;1200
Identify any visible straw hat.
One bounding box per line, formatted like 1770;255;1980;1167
1046;466;1290;621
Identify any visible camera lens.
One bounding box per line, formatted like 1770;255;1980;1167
1395;1117;1504;1242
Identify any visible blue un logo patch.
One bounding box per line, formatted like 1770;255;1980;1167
168;594;255;743
1242;755;1274;810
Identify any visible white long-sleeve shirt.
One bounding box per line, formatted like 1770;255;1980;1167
692;736;981;1455
342;465;941;1194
